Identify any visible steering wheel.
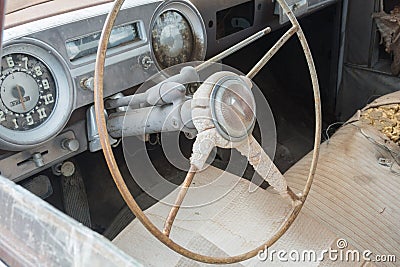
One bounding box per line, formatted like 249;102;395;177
94;0;321;264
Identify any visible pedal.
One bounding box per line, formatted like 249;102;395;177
21;175;53;199
61;161;92;228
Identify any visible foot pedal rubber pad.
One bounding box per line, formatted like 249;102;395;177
61;161;92;228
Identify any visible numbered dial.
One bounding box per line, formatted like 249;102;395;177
151;10;194;69
0;54;56;131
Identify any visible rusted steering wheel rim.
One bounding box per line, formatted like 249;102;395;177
94;0;321;264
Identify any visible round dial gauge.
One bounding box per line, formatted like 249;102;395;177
0;42;73;151
0;54;56;131
150;1;207;70
152;10;194;69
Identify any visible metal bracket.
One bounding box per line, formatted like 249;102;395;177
274;0;308;24
87;105;118;152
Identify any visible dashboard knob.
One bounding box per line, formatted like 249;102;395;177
80;77;94;91
141;55;154;70
32;153;45;168
61;138;80;152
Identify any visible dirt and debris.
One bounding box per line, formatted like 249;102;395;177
361;104;400;144
373;5;400;75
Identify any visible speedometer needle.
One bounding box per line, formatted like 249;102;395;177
16;85;26;111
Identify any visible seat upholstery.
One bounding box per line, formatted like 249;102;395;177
285;123;400;264
112;165;361;266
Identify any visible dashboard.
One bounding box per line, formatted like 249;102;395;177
0;0;336;182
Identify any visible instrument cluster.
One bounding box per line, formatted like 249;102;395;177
0;0;337;181
0;0;208;181
0;0;208;152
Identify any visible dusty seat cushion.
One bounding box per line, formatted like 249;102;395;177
112;166;348;266
285;123;400;263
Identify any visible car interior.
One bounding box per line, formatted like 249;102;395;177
0;0;399;266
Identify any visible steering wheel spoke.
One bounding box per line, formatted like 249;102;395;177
247;25;299;79
163;166;197;237
236;135;302;206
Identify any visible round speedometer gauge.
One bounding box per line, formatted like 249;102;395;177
0;42;73;151
152;10;194;69
0;54;56;131
150;1;207;70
